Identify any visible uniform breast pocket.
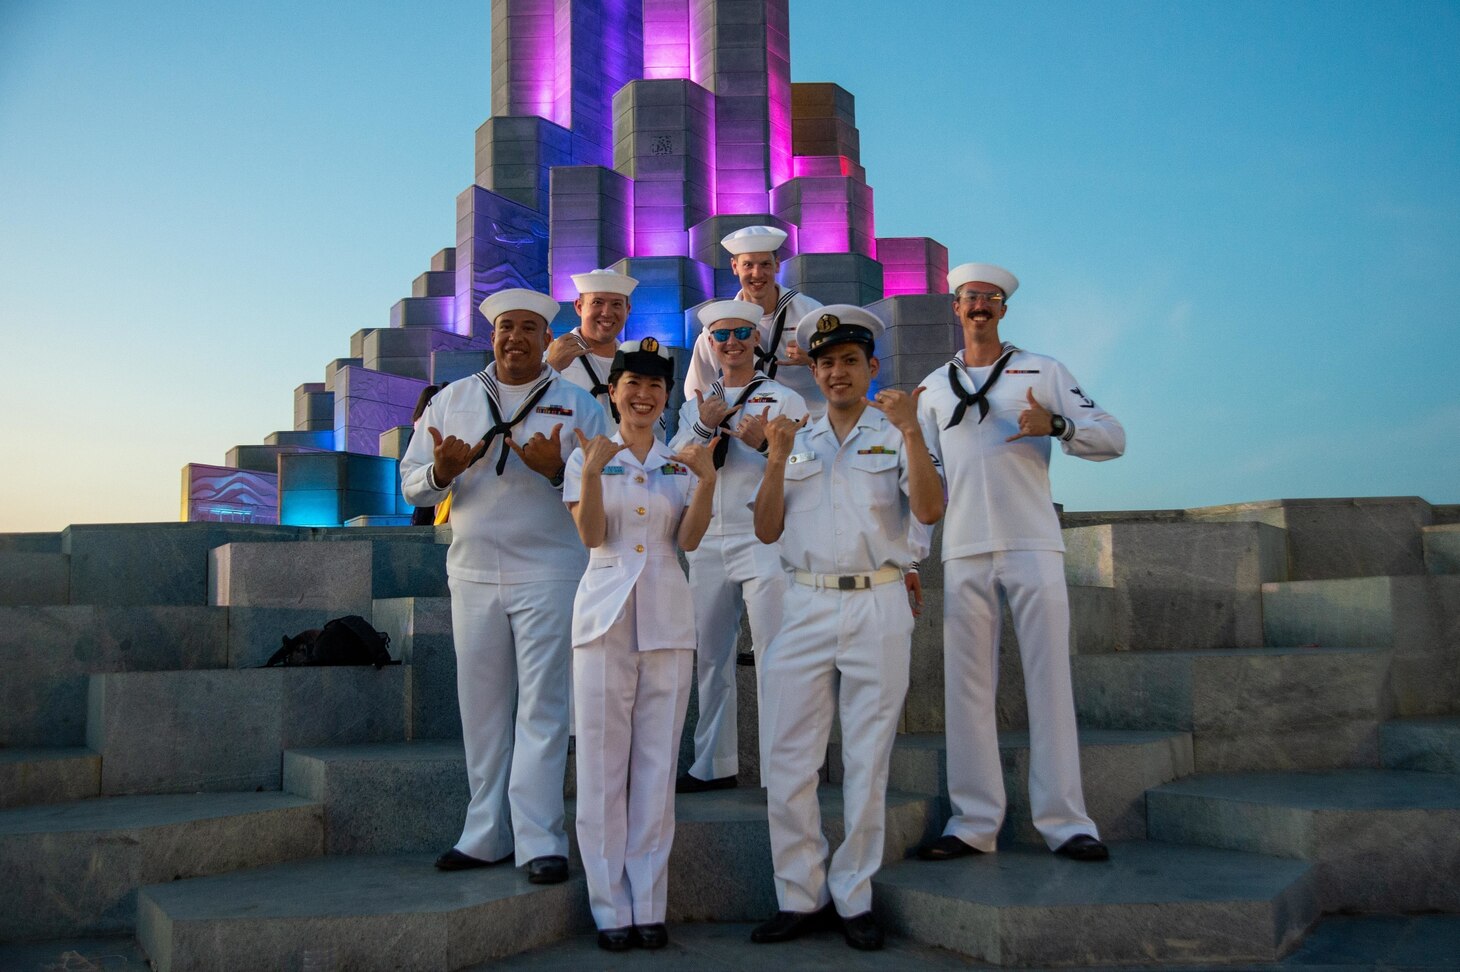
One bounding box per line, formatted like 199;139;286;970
847;452;900;509
782;458;824;513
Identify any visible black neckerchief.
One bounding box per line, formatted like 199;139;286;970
707;371;771;468
472;368;555;475
576;337;611;400
751;289;799;379
945;344;1019;429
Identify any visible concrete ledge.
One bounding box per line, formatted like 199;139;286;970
1147;769;1460;912
1073;648;1391;772
0;552;69;605
1381;717;1460;773
373;596;460;740
0;748;100;809
875;841;1317;966
1424;524;1460;574
135;854;591;972
209;541;373;616
0;792;321;941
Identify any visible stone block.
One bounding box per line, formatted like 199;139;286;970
1381;717;1460;773
182;464;279;526
0;531;62;553
430;248;455;272
377;425;412;460
1424;523;1460;574
265;429;333;450
344;515;413;527
292;384;333;432
0;551;69;605
323;357;362;389
278;452;408;527
1063;521;1288;649
1147;769;1460;912
365;537;448;599
225;605;355;669
687;213;796;270
412;270;455;298
455;184;551;336
389;296;454;328
875;842;1316;966
88;667;406;795
780;252;883;306
1188;496;1434;580
1073;647;1391;772
474;114;574;213
209;541;373;616
332;365;429;455
1262;575;1460;715
0;604;228;747
283;741;467;854
225;443;326;475
431;348;492;385
373;596;460;740
0;747;99;809
0;791;322;940
136;854;590;972
877;236;950;297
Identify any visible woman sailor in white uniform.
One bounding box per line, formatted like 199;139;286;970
563;337;718;951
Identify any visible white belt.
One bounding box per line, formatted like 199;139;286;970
791;565;903;591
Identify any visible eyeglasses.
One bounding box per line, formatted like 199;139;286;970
956;290;1005;304
710;326;756;342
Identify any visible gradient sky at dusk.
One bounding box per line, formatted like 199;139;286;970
2;0;1457;533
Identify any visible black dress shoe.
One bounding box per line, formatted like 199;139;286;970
1054;834;1110;861
634;923;669;949
917;834;982;861
750;904;832;943
841;911;884;951
597;927;634;951
434;848;507;871
526;855;569;884
675;772;738;793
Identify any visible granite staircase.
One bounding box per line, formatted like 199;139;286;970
1;496;1456;969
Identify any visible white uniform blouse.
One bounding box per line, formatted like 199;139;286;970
564;435;699;651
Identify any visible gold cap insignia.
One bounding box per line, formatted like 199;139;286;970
640;336;659;353
816;314;840;333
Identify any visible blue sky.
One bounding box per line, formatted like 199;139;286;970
2;0;1457;533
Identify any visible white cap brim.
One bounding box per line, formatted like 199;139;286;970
479;289;562;326
697;299;764;329
571;269;638;296
948;262;1018;298
721;225;788;256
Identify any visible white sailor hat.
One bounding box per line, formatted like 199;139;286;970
721;225;788;256
478;288;562;326
609;336;677;389
571;268;639;297
794;304;884;358
697;299;763;329
948;262;1019;298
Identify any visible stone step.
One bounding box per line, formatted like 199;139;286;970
1382;717;1460;773
136;853;589;972
1424;523;1460;574
1063;520;1288;650
1146;769;1460;912
1187;496;1434;581
1262;575;1460;716
0;551;70;605
0;792;322;941
849;729;1193;844
0;747;100;809
873;840;1317;967
89;667;408;795
1072;647;1392;772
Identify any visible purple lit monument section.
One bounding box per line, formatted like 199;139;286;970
878;237;949;298
492;0;560;124
771;176;875;256
687;213;796;297
183;464;279;525
549;165;633;300
455;184;550;335
642;0;691;80
332;366;429;457
475;115;574;214
612;78;715;258
554;0;644;167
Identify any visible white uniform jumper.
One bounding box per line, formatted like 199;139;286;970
565;436;699;930
670;372;808;781
762;408;917;917
555;328;619;423
916;344;1125;851
400;366;608;865
684;290;825;417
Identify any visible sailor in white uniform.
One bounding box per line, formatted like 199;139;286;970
547;268;637;420
750;306;944;951
400;288;608;884
564;338;719;952
670;299;808;793
913;263;1125;865
683;226;826;417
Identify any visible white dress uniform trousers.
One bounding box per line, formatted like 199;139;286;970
916;346;1125;851
565;435;698;929
671;374;808;781
400;367;609;865
761;407;918;917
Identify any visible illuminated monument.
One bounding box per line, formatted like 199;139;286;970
182;0;954;527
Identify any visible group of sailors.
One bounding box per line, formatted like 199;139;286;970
399;226;1126;952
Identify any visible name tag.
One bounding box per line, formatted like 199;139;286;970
660;463;689;476
787;452;816;465
536;404;574;416
603;466;626;475
857;446;897;456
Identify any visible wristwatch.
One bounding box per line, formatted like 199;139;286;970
549;466;566;488
1049;415;1067;438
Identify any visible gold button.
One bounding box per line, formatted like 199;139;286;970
635;475;646;483
635;544;645;553
636;507;646;515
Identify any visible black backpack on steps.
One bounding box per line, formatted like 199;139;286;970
264;615;396;669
